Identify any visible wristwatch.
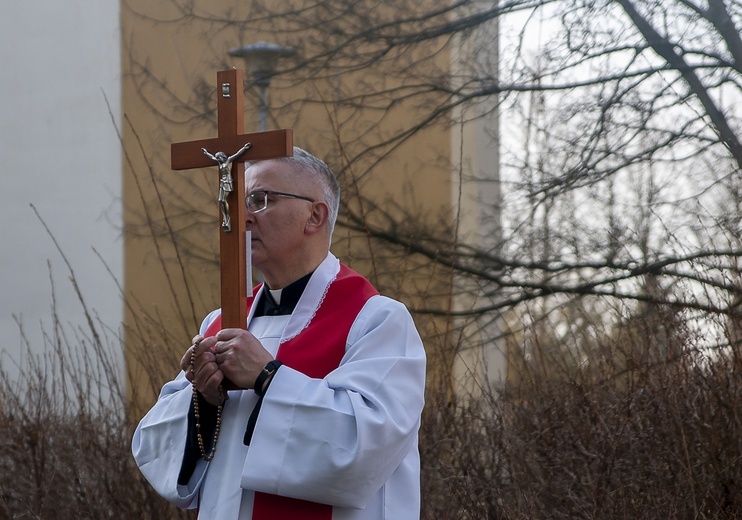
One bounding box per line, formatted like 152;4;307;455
254;360;283;397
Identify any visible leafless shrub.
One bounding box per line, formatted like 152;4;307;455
420;302;742;519
0;297;192;519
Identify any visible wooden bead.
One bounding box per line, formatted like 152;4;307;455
191;357;224;461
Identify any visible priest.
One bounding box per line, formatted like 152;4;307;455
132;147;427;519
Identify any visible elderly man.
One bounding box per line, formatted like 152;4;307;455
132;147;427;519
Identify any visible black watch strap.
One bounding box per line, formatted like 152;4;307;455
253;360;283;397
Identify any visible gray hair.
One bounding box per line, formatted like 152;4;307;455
276;147;340;235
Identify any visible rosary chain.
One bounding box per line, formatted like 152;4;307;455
191;342;224;461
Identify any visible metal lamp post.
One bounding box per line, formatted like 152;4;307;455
228;41;296;131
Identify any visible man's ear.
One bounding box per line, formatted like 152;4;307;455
305;202;330;235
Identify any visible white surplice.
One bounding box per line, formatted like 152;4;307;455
132;253;427;519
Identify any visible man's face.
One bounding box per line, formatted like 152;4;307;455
244;160;316;277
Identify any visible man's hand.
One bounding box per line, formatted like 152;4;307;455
212;328;274;389
180;335;225;406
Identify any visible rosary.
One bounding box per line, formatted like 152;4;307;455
190;341;224;461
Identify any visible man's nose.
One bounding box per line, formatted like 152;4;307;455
245;208;256;226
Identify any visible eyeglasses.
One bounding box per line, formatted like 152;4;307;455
246;190;315;214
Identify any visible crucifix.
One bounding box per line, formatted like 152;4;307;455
171;69;293;330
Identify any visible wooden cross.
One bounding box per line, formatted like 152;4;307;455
171;69;293;330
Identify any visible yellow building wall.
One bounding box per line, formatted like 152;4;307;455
120;0;456;409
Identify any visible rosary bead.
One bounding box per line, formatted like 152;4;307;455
191;354;224;462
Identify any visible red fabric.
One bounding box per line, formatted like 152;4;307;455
204;264;379;519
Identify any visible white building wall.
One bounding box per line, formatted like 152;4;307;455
0;1;122;383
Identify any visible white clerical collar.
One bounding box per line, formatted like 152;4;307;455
269;288;283;305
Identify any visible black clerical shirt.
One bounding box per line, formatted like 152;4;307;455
253;271;312;317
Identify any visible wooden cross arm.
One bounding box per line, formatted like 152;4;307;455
171;129;293;170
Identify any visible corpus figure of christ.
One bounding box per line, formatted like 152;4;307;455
202;142;252;232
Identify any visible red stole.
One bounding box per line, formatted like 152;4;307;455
203;264;379;520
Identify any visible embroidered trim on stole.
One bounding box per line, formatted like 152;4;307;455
280;269;334;343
